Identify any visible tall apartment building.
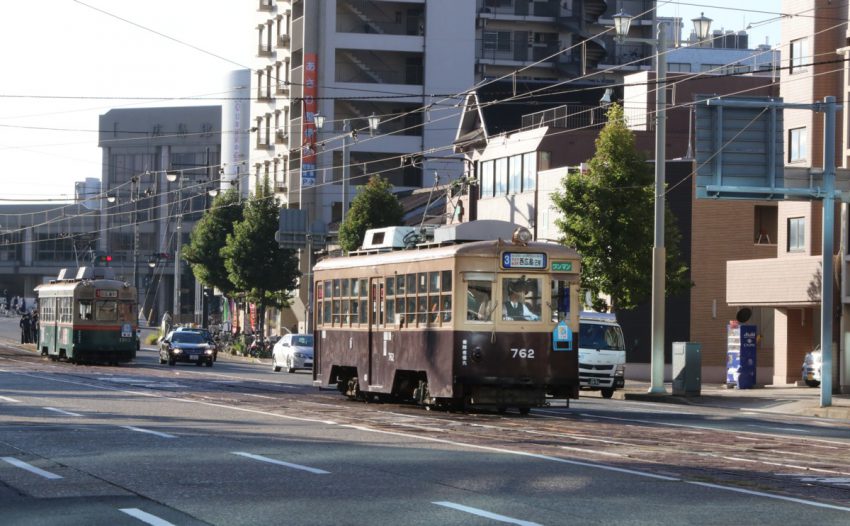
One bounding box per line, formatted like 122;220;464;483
252;1;657;221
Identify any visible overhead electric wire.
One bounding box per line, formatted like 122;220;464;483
2;2;838;242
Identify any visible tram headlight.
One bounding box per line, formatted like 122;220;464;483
472;347;483;363
511;227;533;246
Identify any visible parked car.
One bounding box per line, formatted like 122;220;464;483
802;345;822;387
160;330;215;367
174;326;218;361
272;333;314;373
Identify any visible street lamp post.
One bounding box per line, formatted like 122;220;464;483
314;113;380;223
166;170;183;323
613;11;711;394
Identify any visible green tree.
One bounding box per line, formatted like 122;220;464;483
551;103;690;311
338;175;405;252
183;189;244;296
222;177;300;337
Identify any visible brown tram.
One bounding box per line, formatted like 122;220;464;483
312;221;581;414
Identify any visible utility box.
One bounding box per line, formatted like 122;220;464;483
672;342;701;396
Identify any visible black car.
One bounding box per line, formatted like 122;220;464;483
160;330;214;367
174;327;219;361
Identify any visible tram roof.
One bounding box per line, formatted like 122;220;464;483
313;239;578;272
35;278;132;295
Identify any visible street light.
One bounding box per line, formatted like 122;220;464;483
166;170;184;322
613;10;711;394
314;113;380;223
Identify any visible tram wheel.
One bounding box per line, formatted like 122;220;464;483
518;407;531;416
496;406;507;414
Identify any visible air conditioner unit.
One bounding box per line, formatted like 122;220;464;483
476;18;487;29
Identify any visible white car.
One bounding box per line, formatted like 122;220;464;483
272;334;314;373
802;345;822;387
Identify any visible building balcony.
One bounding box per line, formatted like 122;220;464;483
727;256;822;307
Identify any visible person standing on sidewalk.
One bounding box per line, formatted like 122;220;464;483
20;313;31;344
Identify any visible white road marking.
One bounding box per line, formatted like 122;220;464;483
10;370;849;513
232;452;330;474
1;457;62;480
687;481;850;512
241;393;275;399
748;424;814;434
121;426;176;438
560;446;625;458
433;501;542;526
119;508;176;526
44;407;82;417
0;395;21;403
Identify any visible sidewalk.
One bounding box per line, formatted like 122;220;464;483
617;380;850;421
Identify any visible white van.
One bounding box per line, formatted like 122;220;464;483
578;312;626;398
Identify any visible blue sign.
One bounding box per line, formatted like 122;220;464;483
552;320;573;351
502;252;547;270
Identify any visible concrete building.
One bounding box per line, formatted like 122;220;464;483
725;0;850;392
98;106;222;325
0;203;102;307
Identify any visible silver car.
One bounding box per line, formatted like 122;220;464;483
272;334;314;373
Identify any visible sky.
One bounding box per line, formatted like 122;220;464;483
0;1;783;203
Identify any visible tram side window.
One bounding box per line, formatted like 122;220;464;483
59;297;73;323
95;300;118;321
551;279;572;322
502;276;542;321
78;300;93;321
467;280;494;321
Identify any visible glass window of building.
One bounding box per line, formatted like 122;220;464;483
789;127;807;162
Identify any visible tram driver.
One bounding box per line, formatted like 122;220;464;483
502;279;540;321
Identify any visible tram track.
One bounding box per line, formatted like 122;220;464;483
3;344;850;507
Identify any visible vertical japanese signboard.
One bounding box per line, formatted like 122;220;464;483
302;53;318;188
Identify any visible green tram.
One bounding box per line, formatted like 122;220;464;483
35;267;138;364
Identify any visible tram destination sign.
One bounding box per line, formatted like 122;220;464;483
501;252;547;270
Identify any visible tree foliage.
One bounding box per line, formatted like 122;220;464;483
551;103;690;311
183;189;244;296
222;177;300;336
338;175;405;252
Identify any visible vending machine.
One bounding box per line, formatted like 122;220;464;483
727;321;757;389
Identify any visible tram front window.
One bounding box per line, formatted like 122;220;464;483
502;277;541;321
467;280;493;321
95;300;118;321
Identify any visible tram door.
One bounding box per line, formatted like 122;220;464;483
368;278;384;387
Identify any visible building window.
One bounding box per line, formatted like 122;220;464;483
667;62;691;73
754;205;777;244
480;160;494;198
522;152;536;192
789;127;807;162
700;63;722;73
509;155;522;194
483;31;511;52
788;217;805;252
790;37;809;74
494;158;508;196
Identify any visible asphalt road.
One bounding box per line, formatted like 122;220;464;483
1;316;850;525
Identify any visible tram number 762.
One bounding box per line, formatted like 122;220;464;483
511;348;535;359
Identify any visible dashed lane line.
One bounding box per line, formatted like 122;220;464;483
1;457;62;480
232;452;330;474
